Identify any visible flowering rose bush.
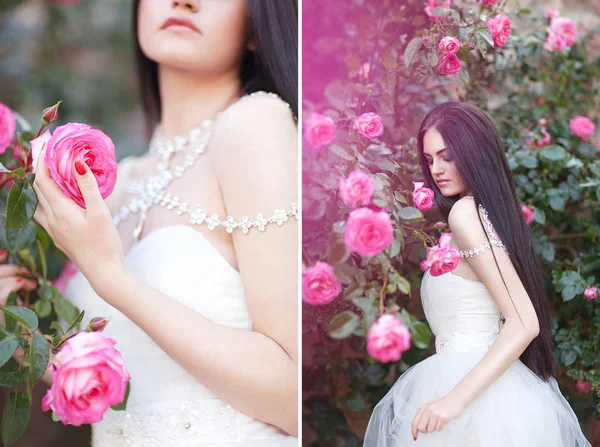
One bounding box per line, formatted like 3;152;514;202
0;101;129;444
303;0;599;443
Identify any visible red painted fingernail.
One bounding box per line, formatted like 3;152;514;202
0;250;7;256
16;278;23;283
75;160;87;175
21;268;31;275
414;437;417;441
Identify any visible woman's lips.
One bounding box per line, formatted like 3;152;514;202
437;180;450;186
160;17;202;34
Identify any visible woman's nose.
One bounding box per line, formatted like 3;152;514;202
171;0;199;13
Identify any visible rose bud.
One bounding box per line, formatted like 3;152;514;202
41;101;62;126
86;317;110;332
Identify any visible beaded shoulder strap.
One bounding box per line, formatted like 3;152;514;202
455;196;507;258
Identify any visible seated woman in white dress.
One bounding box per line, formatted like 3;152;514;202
364;101;591;446
29;0;299;445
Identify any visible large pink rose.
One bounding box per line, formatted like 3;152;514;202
302;261;342;306
339;170;374;208
520;204;535;225
437;53;462;76
569;116;595;140
42;123;117;208
424;0;451;23
584;286;597;300
412;181;435;210
30;130;52;174
420;233;460;276
367;314;412;363
544;18;577;52
303;112;336;151
487;14;512;48
353;113;384;139
344;207;393;257
438;36;461;55
52;260;80;295
42;332;130;426
0;103;16;154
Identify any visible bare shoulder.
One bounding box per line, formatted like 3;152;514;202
448;197;479;234
210;92;297;158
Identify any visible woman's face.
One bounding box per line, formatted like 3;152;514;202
137;0;251;75
422;127;469;197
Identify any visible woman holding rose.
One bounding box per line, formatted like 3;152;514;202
29;1;299;445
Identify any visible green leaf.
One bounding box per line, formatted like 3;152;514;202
54;299;79;328
64;310;85;336
329;144;355;161
0;338;19;369
395;276;411;295
518;8;531;14
345;393;366;412
549;196;565;212
540;145;568;161
28;333;49;385
0;358;22;387
5;182;38;230
410;321;432;350
477;29;494;47
5;220;37;253
0;306;38;332
1;392;30;447
328;241;351;266
404;37;422;68
560;349;577;366
51;412;60;422
398;206;423;221
427;49;439;68
3;294;18;333
34;300;52;319
111;382;131;411
328;311;361;340
476;34;488;58
49;321;64;336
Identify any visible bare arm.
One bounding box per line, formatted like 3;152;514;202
446;199;540;409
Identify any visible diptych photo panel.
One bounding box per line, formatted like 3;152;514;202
0;0;599;446
302;0;598;446
0;1;298;446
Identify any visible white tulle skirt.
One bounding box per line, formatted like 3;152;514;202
364;347;591;446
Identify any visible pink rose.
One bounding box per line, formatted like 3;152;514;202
303;112;336;151
42;123;117;209
345;207;393;257
424;0;451;23
520;204;535;225
438;36;461;55
367;314;412;363
420;233;460;276
584;286;597;300
437;53;462;76
42;332;130;426
52;261;80;295
302;261;342;306
339;170;374;208
537;127;551;147
569;116;595;140
353;113;384;139
544;18;577;52
544;9;560;19
0;103;16;154
487;14;512;48
412;181;435;210
478;0;500;7
575;380;592;394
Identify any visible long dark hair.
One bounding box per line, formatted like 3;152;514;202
417;101;555;381
132;0;298;138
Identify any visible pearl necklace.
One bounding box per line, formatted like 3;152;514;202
113;91;299;243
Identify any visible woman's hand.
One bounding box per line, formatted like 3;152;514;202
0;250;38;325
32;146;125;290
411;394;465;440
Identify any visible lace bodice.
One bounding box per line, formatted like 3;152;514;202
454;196;508;258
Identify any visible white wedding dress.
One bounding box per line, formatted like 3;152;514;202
364;198;592;446
63;94;298;446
